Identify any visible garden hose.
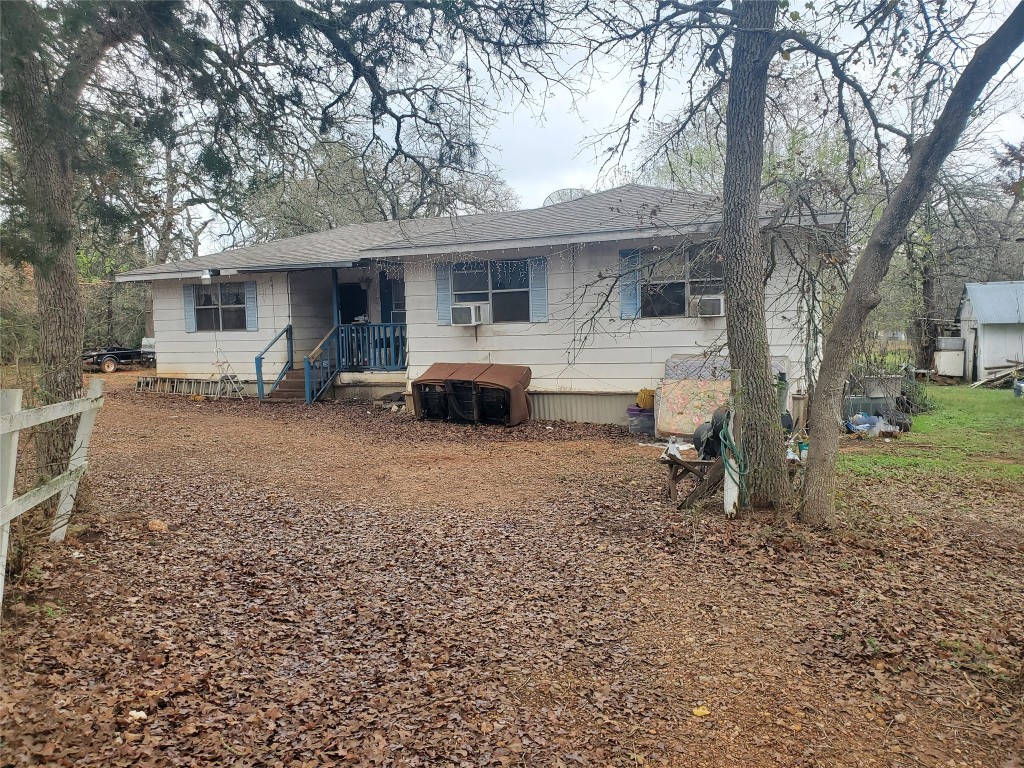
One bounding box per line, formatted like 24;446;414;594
720;409;749;508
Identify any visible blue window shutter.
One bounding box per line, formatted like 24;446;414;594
619;250;641;320
183;284;197;333
435;263;452;326
528;257;548;322
244;281;258;330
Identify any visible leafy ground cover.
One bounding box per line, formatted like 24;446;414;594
1;376;1021;766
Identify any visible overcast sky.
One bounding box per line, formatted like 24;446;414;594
483;57;651;209
484;31;1023;211
487;83;632;209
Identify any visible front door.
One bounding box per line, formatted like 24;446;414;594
337;283;369;324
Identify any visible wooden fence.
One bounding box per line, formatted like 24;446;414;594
0;380;104;616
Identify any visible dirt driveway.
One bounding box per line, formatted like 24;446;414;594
2;375;1022;766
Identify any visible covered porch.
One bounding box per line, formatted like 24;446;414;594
256;265;407;402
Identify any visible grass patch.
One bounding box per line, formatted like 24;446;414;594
838;386;1024;482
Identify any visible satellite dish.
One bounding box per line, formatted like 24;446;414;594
542;188;591;207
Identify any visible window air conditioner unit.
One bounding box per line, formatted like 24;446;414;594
691;295;725;318
451;303;485;326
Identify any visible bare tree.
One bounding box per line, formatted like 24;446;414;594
802;3;1024;526
244;141;520;242
1;0;561;486
582;0;1021;516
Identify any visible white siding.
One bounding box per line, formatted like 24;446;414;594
979;323;1024;378
402;239;811;395
960;298;978;380
152;274;290;380
288;271;335;356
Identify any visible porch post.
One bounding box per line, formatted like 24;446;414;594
331;268;340;325
332;268;343;367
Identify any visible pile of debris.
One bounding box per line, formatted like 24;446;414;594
969;359;1024;389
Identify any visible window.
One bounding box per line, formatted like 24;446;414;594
194;283;248;331
686;243;725;297
631;243;725;319
184;281;256;333
390;281;407;323
436;258;547;325
452;259;531;323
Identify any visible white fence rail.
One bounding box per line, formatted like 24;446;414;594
0;380;104;615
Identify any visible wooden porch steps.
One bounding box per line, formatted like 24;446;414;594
262;369;308;402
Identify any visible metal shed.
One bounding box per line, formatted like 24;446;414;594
958;282;1024;381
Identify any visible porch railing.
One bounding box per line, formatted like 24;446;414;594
340;323;407;372
303;323;407;403
255;324;294;400
304;324;342;404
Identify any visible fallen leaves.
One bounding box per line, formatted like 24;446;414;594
1;379;1021;766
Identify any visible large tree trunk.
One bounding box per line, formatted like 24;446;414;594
3;9;90;487
801;2;1024;527
720;0;785;510
32;245;87;482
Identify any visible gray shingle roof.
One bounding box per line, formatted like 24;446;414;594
117;219;457;281
364;185;754;256
118;184;837;281
964;281;1024;325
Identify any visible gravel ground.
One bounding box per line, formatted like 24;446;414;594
1;374;1021;767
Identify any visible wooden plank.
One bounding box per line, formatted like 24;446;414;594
0;392;103;435
680;459;725;509
1;465;87;527
1;389;24;617
51;380;103;542
667;465;682;502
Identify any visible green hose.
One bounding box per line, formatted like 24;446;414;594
720;409;749;508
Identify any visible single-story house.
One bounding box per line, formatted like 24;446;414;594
958;281;1024;381
117;184;842;424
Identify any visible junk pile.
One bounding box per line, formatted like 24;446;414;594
844;371;914;434
843;412;905;438
969;360;1024;389
644;354;790;438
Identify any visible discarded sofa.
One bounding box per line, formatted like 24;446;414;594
412;363;532;426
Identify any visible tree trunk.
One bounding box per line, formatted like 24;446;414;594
720;0;785;510
32;245;87;482
3;12;89;487
916;255;938;369
801;2;1024;527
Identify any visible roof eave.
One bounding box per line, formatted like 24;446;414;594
116;259;362;282
365;213;845;259
116;270;206;283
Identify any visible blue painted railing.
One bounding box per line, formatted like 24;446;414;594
303;323;407;404
304;324;342;404
340;323;407;372
255;324;293;400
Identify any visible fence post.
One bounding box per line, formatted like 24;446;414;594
1;389;24;615
50;380;104;542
